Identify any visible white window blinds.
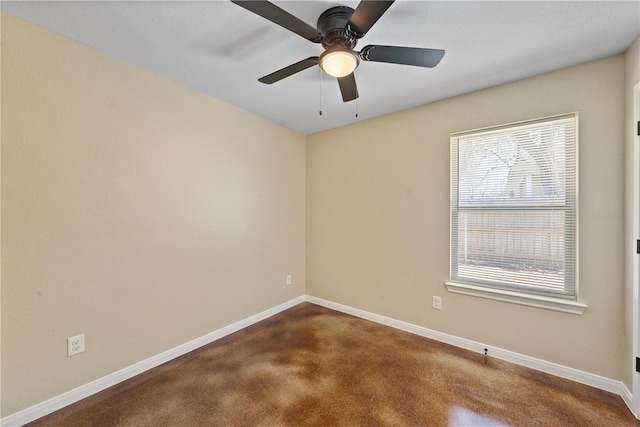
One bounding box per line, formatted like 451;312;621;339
450;113;578;299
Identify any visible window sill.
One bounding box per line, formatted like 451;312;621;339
445;281;587;315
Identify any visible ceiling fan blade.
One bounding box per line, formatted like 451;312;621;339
347;1;395;38
231;1;322;43
360;45;445;68
258;57;319;84
337;73;359;102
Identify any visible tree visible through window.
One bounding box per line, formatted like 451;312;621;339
450;113;578;299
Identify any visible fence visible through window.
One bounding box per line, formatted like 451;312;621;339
456;209;567;292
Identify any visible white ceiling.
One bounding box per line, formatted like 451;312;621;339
2;1;639;135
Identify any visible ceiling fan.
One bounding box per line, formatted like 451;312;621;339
231;0;445;102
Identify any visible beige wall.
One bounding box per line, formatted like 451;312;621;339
1;13;306;416
307;55;626;381
625;35;640;391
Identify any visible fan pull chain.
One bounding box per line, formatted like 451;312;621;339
354;70;358;118
319;69;323;116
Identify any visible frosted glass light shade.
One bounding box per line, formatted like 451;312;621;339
320;49;359;78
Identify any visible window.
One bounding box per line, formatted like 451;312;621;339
447;113;585;314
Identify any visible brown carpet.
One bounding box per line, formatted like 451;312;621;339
28;302;638;426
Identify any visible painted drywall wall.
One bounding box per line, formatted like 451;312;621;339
307;55;626;381
624;35;640;391
1;13;306;416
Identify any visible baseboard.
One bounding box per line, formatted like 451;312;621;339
621;383;635;417
1;296;305;427
3;294;634;426
305;295;631;405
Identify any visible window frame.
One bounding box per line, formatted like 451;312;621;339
446;113;586;314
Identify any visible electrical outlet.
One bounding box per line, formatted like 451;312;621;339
286;274;292;285
68;333;85;357
432;296;442;310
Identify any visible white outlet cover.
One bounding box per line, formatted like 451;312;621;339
68;333;85;356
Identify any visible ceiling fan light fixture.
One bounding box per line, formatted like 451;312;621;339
320;49;359;78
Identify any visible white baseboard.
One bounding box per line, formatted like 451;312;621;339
1;296;305;427
621;383;634;416
305;295;632;409
3;294;635;426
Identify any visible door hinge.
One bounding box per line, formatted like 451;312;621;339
637;240;640;254
637;121;640;136
636;357;640;372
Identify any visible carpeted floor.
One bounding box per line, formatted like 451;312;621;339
28;302;638;426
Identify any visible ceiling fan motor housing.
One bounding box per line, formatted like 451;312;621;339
317;6;358;50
